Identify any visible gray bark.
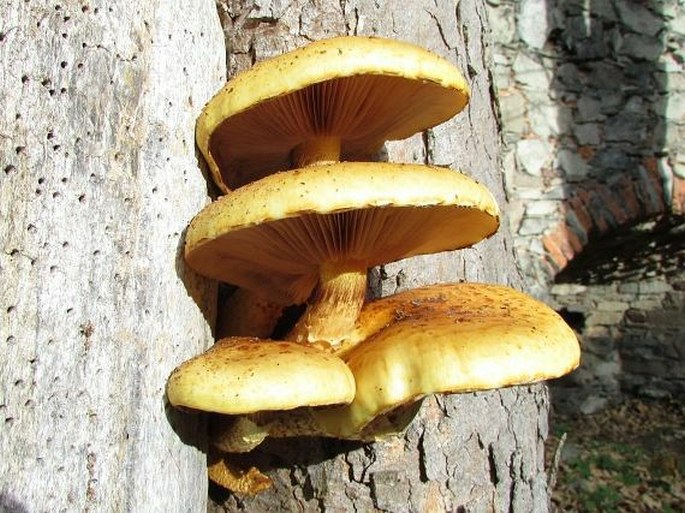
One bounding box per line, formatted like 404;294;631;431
0;1;224;511
210;1;551;512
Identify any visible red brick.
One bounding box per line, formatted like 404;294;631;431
578;145;595;160
544;223;585;270
543;232;568;271
568;196;595;233
643;156;658;175
673;176;685;215
563;224;584;254
597;186;629;226
615;176;642;221
584;188;610;234
642;163;666;215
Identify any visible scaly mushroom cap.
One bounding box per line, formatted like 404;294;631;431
166;338;355;415
313;283;580;438
185;162;500;306
197;35;470;191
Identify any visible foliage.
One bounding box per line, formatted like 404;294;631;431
547;399;685;512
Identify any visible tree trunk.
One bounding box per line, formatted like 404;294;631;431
0;1;224;511
210;1;551;512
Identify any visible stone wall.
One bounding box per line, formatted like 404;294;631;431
551;277;685;413
486;0;685;409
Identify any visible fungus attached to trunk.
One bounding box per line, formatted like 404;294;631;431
196;36;470;191
184;162;500;347
317;282;581;438
166;337;355;452
213;283;580;446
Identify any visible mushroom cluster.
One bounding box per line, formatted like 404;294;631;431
167;36;581;494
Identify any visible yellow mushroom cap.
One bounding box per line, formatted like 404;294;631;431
185;162;500;306
314;283;580;437
166;338;355;415
197;35;470;191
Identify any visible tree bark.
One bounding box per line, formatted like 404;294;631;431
0;1;224;511
210;1;551;512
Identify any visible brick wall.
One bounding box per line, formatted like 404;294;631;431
486;0;685;410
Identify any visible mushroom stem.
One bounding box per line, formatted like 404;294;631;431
210;398;425;453
211;410;326;453
291;135;341;168
287;262;367;347
217;288;284;338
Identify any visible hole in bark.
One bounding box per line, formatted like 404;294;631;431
6;305;15;314
4;164;16;175
6;336;15;344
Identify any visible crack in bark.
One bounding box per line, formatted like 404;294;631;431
425;9;453;51
421;129;432;165
417;428;429;483
507;451;517;513
486;443;498;485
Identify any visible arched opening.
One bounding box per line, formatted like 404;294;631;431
550;214;685;414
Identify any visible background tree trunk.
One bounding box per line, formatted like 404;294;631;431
1;1;553;511
210;1;552;512
1;1;224;511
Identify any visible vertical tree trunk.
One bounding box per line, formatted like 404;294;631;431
1;1;224;511
210;1;551;512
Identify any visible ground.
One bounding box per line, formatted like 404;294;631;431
547;398;685;512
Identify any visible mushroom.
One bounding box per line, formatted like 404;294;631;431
166;337;355;452
196;36;470;191
214;282;580;445
184;162;500;346
206;449;272;496
316;282;581;438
